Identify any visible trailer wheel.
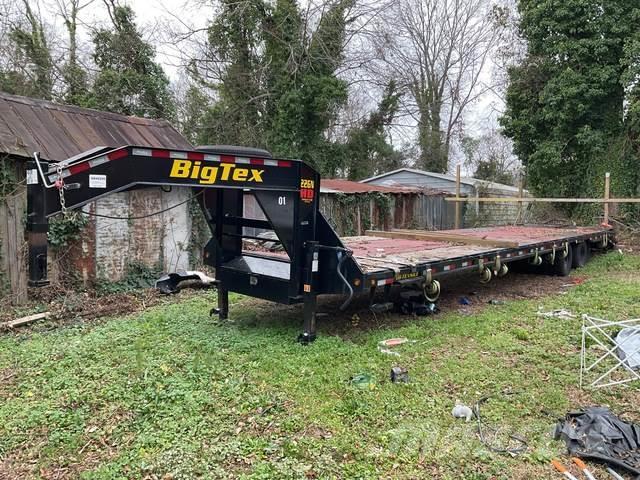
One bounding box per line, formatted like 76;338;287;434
496;263;509;277
480;266;493;283
423;280;441;302
572;242;589;268
552;244;573;276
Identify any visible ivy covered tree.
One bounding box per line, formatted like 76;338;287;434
197;0;353;174
501;0;640;204
84;2;175;119
0;0;53;100
622;11;640;196
344;81;402;180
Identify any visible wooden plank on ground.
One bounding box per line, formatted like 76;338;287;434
1;312;49;329
364;229;519;248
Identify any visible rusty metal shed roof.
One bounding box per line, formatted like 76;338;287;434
321;178;449;195
0;92;192;162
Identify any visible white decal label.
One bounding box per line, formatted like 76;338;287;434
26;169;38;185
312;260;319;272
89;174;107;188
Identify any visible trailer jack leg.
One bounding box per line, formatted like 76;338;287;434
210;287;229;319
299;294;317;344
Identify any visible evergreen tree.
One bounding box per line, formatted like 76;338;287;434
501;0;639;202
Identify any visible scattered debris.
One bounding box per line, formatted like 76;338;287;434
571;458;596;480
581;315;640;388
451;402;474;422
377;337;414;356
537;308;576;320
615;327;640;369
458;296;471;305
390;366;409;383
555;406;640;475
398;301;439;316
488;299;505;305
606;467;626;480
1;311;49;329
350;373;375;390
156;270;216;294
370;302;394;314
380;337;409;347
551;459;579;480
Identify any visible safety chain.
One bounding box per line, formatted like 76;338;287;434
54;163;67;217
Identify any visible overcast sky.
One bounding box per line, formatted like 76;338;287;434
37;0;506;171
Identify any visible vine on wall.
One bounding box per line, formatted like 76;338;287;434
325;192;393;236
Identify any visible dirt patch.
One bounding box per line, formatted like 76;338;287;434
227;268;590;341
0;285;211;334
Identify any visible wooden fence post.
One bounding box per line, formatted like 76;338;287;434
604;172;610;225
455;164;461;229
517;179;524;224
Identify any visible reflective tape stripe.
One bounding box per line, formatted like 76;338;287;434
132;148;152;156
107;149;128;160
89;155;109;168
69;162;90;175
187;152;204;161
152;149;171;158
235;157;250;164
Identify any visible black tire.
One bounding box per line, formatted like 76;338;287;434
572;242;589;268
553;246;573;276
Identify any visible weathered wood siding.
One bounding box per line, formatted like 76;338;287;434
0;189;27;304
366;170;524;226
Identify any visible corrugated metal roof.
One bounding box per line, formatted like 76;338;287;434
321;178;448;195
0;92;192;161
360;167;526;194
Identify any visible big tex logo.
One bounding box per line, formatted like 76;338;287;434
169;159;264;184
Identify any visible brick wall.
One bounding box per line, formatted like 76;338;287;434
75;187;192;283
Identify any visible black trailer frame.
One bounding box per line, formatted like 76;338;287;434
26;145;613;342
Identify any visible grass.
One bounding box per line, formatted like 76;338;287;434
1;251;640;479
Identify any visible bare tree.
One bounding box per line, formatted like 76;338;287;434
55;0;95;102
368;0;501;173
461;125;520;185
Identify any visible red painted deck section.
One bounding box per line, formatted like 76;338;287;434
342;225;606;273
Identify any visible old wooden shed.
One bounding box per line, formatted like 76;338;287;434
361;168;528;226
0;92;193;303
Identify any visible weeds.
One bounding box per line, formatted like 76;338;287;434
0;252;639;479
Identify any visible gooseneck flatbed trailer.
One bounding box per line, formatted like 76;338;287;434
26;145;613;342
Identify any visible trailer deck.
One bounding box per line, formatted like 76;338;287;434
345;225;608;275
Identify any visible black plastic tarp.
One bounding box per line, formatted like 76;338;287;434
555;406;640;475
